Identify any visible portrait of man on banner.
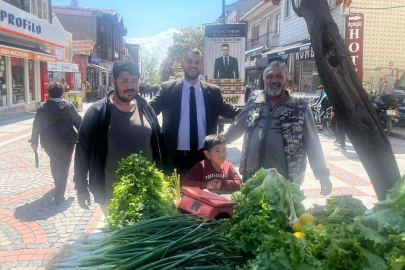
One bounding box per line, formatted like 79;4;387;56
213;44;240;79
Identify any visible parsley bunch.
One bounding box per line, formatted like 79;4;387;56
107;152;177;228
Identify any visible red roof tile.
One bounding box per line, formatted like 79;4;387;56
72;40;96;55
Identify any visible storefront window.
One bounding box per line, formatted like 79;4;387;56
300;60;320;93
0;56;7;107
11;57;26;105
28;60;35;101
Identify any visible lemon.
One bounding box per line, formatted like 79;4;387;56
292;222;303;233
317;224;325;229
299;213;315;225
294;232;305;239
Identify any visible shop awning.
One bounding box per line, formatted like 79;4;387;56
245;46;266;57
47;62;79;72
88;63;110;72
262;40;311;59
0;41;58;62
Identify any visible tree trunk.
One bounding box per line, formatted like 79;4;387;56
292;0;400;200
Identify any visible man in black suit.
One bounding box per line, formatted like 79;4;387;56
213;44;239;79
150;49;241;176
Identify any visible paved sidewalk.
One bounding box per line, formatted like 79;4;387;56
0;103;404;269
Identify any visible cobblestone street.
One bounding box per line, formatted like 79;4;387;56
0;104;404;269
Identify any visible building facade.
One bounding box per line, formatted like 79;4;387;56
257;0;405;95
53;0;127;97
0;0;66;114
261;0;346;93
241;1;281;89
350;0;405;95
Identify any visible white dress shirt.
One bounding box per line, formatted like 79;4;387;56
177;79;207;150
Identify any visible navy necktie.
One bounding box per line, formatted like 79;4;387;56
189;86;198;151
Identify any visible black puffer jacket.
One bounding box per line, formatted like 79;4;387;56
31;99;82;148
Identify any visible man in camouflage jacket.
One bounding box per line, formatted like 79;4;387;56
224;61;332;195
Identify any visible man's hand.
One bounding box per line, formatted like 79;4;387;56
319;178;332;196
207;179;221;190
31;145;38;152
77;192;91;210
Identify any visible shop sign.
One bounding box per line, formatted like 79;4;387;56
0;1;64;47
52;8;93;17
295;45;314;61
346;13;364;81
89;55;100;65
0;45;32;58
55;48;63;61
47;62;79;72
33;53;57;62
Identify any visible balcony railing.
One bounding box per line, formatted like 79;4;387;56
247;32;279;51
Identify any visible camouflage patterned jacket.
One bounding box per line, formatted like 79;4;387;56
225;90;329;183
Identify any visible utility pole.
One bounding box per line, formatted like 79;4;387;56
222;0;226;23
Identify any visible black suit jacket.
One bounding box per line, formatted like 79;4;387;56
213;56;239;79
149;79;241;166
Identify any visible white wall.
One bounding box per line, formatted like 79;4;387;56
279;0;346;46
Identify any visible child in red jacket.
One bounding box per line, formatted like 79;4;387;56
183;134;241;191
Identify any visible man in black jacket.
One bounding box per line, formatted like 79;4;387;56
150;49;241;176
74;60;165;211
31;82;82;204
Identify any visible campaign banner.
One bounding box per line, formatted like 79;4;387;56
204;24;246;106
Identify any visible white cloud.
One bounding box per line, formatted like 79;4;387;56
126;28;181;65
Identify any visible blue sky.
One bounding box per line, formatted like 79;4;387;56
53;0;238;38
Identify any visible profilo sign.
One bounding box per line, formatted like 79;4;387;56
0;1;64;48
346;13;364;81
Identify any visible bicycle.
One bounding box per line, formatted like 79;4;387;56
310;101;336;136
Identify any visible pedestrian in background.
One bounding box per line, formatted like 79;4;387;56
61;79;69;92
85;80;92;103
244;83;252;103
30;82;82;204
334;113;347;151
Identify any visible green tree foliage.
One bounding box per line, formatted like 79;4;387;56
167;26;205;62
142;56;160;84
160;26;205;82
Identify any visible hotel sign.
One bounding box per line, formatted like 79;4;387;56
346;13;364;81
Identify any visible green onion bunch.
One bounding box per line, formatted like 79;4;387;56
53;214;242;270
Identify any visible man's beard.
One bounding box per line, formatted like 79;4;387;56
184;69;201;81
115;85;137;103
266;82;285;98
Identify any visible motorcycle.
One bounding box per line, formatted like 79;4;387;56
370;90;404;134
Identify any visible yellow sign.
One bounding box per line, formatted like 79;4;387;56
65;91;83;111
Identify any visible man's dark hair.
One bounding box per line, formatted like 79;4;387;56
221;44;229;49
112;60;140;80
48;82;64;98
183;48;204;61
203;134;226;152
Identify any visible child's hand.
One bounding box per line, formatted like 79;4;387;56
207;179;221;190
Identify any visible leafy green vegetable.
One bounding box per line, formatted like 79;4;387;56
224;169;304;256
107;152;177;228
360;175;405;235
308;196;367;225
